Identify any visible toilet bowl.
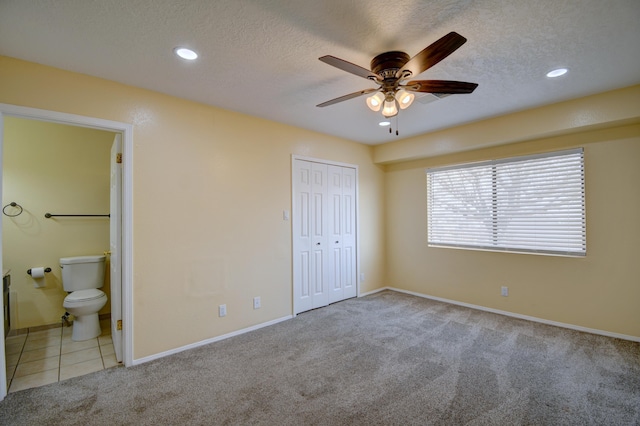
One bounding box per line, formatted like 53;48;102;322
60;255;107;341
63;289;108;341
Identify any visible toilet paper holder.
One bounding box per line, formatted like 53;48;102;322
27;267;52;275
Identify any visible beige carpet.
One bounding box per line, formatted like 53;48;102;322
1;290;639;425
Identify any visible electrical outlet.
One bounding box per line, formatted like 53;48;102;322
219;304;227;317
253;296;261;309
501;286;508;297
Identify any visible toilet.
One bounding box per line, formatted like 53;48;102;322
60;255;108;341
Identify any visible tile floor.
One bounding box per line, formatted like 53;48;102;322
4;319;120;393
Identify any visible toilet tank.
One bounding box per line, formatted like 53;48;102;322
60;255;106;291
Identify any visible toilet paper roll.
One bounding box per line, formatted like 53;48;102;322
30;267;46;279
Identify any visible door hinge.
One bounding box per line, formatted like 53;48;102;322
116;153;122;164
117;320;122;330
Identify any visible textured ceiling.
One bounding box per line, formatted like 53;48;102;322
1;0;639;145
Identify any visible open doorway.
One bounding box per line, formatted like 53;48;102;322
0;104;133;400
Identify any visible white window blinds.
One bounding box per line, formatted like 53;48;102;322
426;148;586;256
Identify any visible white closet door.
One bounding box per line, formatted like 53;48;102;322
310;162;330;309
293;160;328;313
293;160;313;314
341;166;357;299
327;165;344;303
293;159;357;315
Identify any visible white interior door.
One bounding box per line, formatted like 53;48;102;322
293;160;329;314
341;166;357;299
110;134;123;362
332;166;357;301
328;165;344;303
293;159;313;314
0;114;6;399
310;162;330;309
293;158;357;315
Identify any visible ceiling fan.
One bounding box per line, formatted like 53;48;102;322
317;32;478;119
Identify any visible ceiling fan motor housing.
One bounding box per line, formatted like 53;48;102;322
370;51;410;80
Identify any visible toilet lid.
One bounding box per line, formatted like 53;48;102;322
66;289;105;302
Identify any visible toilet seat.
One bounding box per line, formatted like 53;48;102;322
62;289;107;341
65;289;105;303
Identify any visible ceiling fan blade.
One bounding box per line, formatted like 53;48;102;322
405;80;478;94
319;55;381;81
396;32;467;79
316;88;380;107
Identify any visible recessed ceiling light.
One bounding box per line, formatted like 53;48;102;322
379;121;391;127
174;47;198;60
546;68;568;78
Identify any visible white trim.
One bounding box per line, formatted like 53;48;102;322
0;103;131;133
383;286;640;343
292;154;357;170
290;155;361;313
358;287;388;298
0;104;135;402
0;113;5;400
132;315;293;365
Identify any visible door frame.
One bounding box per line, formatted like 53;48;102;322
291;155;361;316
0;103;134;400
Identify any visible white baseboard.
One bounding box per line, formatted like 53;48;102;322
375;286;640;343
132;315;293;366
358;287;388;298
132;287;638;366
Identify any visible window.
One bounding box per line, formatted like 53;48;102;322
426;148;585;256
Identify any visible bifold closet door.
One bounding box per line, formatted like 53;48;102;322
327;165;357;303
293;159;357;315
293;160;328;313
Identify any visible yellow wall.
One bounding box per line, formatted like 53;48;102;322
0;56;386;359
2;118;114;329
1;54;638;364
374;85;640;164
383;125;640;338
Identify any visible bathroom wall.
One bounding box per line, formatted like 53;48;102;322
2;117;115;330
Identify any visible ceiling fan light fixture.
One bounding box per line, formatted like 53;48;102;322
174;47;198;60
366;92;384;112
546;68;568;78
382;99;398;118
396;89;415;110
378;121;391;126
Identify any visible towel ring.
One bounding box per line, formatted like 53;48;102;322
2;202;23;217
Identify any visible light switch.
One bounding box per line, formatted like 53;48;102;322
283;210;290;221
